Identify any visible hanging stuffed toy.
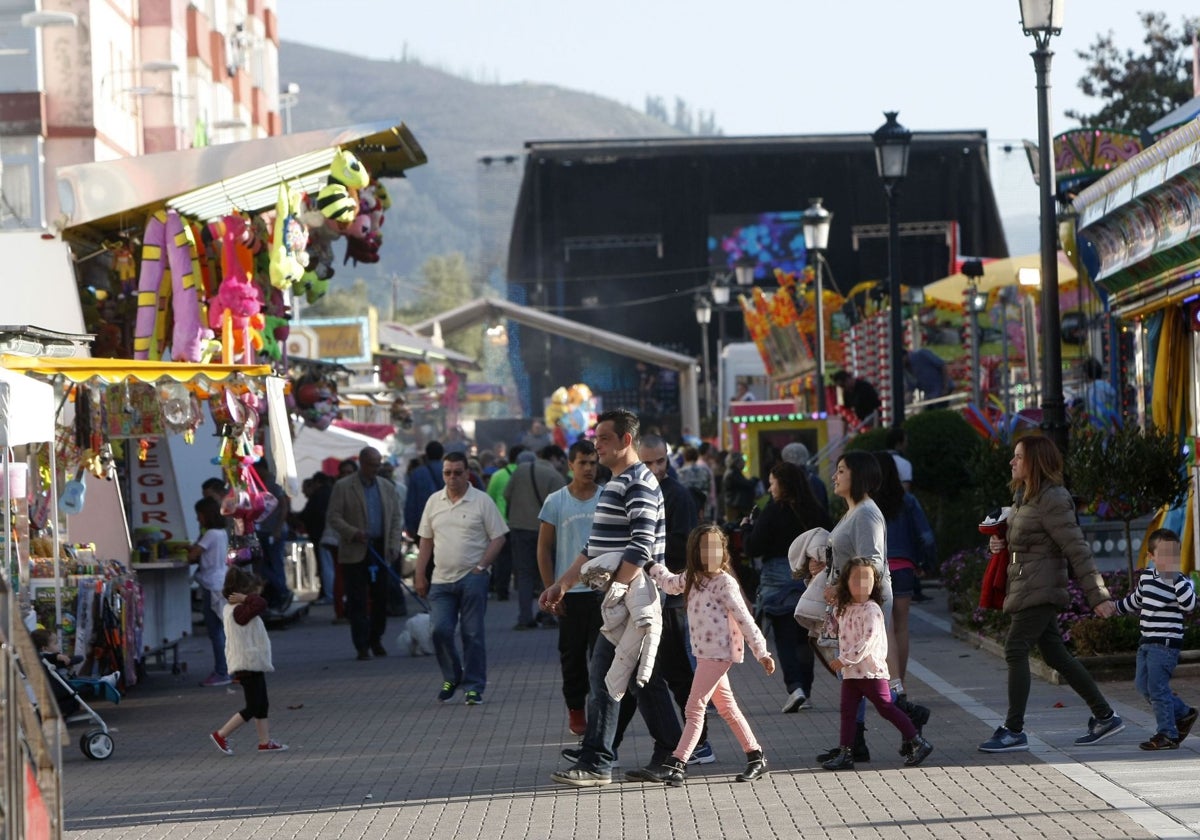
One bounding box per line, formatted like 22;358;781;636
316;149;370;225
132;209;208;362
207;215;264;363
267;182;308;290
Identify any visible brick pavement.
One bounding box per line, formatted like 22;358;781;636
58;587;1200;840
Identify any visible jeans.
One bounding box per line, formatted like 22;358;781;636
492;539;512;598
578;635;682;773
255;530;292;609
428;571;490;694
509;528;540;624
757;558;814;696
316;543;335;601
673;659;758;763
1135;642;1189;739
1004;603;1112;732
558;591;601;710
613;606;694;761
343;557;389;653
198;585;228;678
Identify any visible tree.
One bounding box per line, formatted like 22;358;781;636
1067;12;1197;131
396;253;484;361
1067;416;1190;587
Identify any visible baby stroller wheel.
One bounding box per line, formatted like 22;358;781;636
81;730;114;760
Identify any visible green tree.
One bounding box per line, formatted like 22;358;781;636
1067;417;1190;587
1067;12;1197;131
396;252;484;362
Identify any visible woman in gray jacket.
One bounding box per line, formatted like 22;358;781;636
978;435;1123;753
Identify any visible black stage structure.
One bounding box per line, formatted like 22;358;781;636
506;132;1009;419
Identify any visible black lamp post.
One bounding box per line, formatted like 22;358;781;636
1019;0;1067;453
873;111;912;428
801;198;832;414
694;293;713;418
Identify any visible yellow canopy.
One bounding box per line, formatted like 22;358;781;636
1;356;271;384
924;252;1080;303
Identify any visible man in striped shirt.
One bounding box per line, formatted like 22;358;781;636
541;409;680;787
1113;528;1198;750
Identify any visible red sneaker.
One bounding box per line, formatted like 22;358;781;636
258;740;289;752
568;708;586;736
210;731;232;755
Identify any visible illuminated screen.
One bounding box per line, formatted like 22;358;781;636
708;211;806;281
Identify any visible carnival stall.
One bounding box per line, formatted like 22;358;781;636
1070;118;1200;572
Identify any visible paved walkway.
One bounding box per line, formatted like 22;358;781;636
59;586;1200;840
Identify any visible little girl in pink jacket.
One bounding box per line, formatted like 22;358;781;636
645;523;775;786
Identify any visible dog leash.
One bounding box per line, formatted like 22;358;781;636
366;545;429;612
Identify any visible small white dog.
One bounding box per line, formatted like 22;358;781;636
396;612;434;656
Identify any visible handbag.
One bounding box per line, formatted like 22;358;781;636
794;568;829;632
243;465;279;525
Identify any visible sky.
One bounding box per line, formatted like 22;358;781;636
278;1;1200;254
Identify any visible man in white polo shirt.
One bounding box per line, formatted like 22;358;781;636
414;451;508;706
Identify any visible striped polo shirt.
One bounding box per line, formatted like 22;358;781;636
1115;568;1196;642
585;461;665;568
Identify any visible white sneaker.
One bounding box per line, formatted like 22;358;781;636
782;688;809;713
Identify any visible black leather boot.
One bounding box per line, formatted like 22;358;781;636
852;721;871;762
904;734;934;767
661;757;687;787
821;746;855;771
736;749;769;782
817;722;870;763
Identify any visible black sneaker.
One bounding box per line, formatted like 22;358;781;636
550;767;611;787
1177;707;1198;744
437;681;458;702
625;765;671;782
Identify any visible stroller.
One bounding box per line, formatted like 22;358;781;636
39;656;119;760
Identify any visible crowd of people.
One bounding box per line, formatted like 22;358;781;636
173;409;1195;777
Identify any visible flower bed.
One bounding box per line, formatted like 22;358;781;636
940;547;1200;656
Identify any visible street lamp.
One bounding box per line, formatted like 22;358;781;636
694;293;713;418
734;256;756;289
801;197;832;414
873;110;912;428
1019;0;1067;452
280;82;300;134
962;259;987;407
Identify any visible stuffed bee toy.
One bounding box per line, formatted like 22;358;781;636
316;149;370;225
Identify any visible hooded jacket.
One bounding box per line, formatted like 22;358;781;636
1003;483;1110;614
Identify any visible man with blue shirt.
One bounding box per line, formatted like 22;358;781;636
538;439;603;736
327;447;405;660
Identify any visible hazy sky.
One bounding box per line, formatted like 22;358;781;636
279;1;1197;143
279;1;1199;255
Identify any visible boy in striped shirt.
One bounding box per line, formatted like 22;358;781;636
1114;528;1198;750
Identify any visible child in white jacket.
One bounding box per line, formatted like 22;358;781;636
645;523;775;786
209;567;287;755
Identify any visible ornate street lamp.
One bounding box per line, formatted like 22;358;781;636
801;197;832;414
1018;0;1067;452
694;293;713;417
733;256;756;288
873;111;912;428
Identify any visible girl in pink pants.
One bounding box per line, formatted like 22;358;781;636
645;524;775;786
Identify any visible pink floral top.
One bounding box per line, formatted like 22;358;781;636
648;566;768;663
833;601;890;680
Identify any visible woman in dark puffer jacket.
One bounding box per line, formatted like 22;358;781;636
977;435;1123;754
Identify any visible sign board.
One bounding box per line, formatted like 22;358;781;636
128;437;188;541
302;317;370;364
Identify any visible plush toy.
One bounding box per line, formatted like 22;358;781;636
268;183;307;290
316;149;370;225
111;242;137;293
208;215;264;362
133;209;208;362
